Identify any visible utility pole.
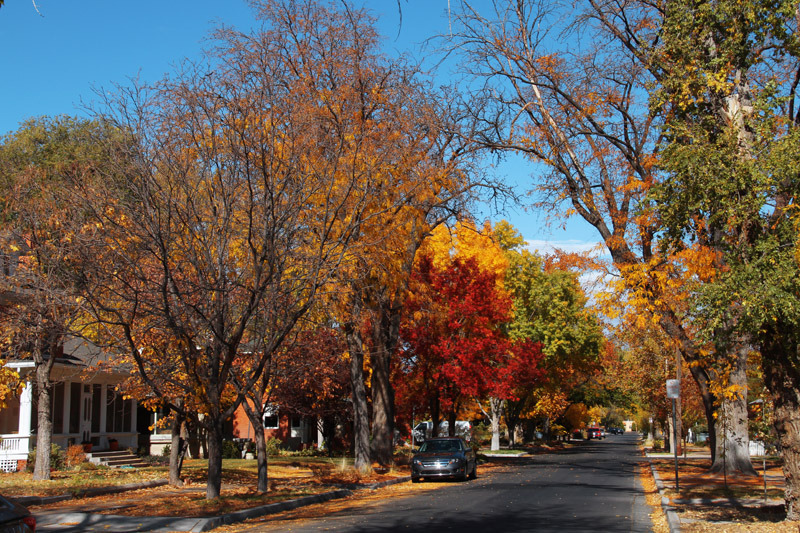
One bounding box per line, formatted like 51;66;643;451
675;347;682;456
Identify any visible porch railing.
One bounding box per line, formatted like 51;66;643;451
0;436;30;453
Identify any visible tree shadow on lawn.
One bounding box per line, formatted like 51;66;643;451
678;502;789;525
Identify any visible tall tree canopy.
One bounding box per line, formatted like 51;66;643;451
77;0;440;498
447;0;758;474
0;116;118;480
646;0;800;516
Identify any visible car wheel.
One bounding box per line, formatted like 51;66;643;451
469;462;477;480
412;477;421;483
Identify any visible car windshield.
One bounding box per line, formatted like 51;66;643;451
420;440;461;452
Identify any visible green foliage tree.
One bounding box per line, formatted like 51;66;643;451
446;0;756;469
495;221;603;441
649;0;800;516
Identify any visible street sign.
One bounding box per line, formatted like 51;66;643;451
666;379;680;399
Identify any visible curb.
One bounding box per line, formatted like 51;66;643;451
671;497;784;506
15;479;169;506
192;489;354;532
35;476;412;532
193;476;411;531
648;462;681;533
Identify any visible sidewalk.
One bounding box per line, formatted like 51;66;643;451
32;477;410;532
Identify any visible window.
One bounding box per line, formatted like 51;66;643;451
68;383;81;434
262;405;278;429
106;390;129;433
51;382;65;434
91;385;102;433
0;395;20;434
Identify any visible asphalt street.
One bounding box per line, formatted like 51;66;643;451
238;433;652;532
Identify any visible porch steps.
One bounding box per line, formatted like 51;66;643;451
86;450;148;469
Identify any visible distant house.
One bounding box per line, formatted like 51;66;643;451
0;337;140;472
232;402;319;451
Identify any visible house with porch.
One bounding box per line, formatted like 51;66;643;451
0;337;139;472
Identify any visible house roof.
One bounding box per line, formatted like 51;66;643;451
6;336;131;377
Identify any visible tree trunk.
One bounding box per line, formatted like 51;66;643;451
429;395;441;438
686;361;718;461
187;419;201;459
241;398;269;493
507;420;518;447
709;348;757;476
666;414;674;454
489;397;503;451
369;328;395;466
254;422;269;493
320;417;336;455
168;410;186;487
345;321;371;473
515;425;524;444
205;422;224;500
762;336;800;520
32;336;58;482
505;403;524;447
33;364;53;481
447;411;457;437
370;301;401;466
661;313;725;462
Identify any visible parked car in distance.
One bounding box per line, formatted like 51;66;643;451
586;427;604;439
0;494;36;532
411;437;477;483
608;427;624;435
412;420;472;443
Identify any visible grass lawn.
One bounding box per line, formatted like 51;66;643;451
0;465;167;497
649;456;800;532
13;456;410;518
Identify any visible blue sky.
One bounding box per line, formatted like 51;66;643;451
0;0;599;254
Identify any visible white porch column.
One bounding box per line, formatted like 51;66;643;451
18;381;32;436
317;421;324;450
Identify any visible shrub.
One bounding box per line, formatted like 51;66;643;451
140;454;169;466
550;424;568;440
77;461;102;471
470;422;491;446
26;443;65;472
161;444;171;457
222;440;241;459
65;445;87;469
265;437;282;457
291;445;323;457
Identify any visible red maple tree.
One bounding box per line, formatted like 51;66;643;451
395;252;544;436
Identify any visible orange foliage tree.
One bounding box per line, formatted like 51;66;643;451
77;0;407;498
0;116;116;480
